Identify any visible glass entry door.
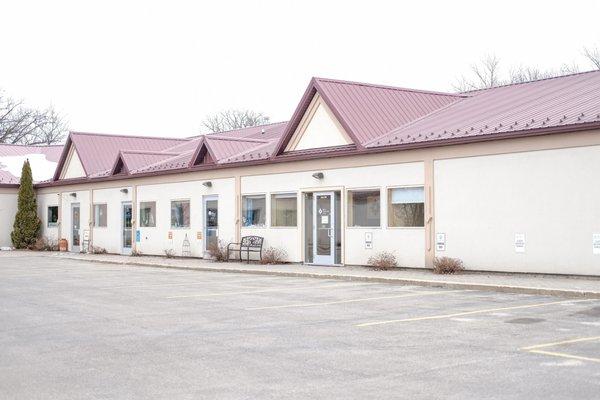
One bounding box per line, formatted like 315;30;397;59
313;192;335;265
71;203;80;252
122;202;132;255
204;196;218;252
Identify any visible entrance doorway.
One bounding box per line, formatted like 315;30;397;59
71;203;80;252
122;202;132;255
304;191;341;265
203;195;218;253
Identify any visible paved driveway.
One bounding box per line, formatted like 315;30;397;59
1;254;599;399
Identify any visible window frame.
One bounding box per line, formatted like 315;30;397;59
139;201;157;228
241;193;267;228
346;188;382;228
270;192;298;228
170;199;191;229
47;206;59;227
93;203;108;228
386;185;426;229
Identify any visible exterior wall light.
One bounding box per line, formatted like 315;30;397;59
69;193;77;198
120;188;129;194
312;172;324;180
203;181;212;188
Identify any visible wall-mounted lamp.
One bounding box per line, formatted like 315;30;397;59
120;188;129;194
202;181;212;188
312;172;324;180
69;193;77;198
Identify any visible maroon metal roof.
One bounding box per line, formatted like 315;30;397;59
38;71;600;187
367;70;600;148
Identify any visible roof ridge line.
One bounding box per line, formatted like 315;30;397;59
70;131;188;141
462;69;600;94
192;121;288;138
363;95;467;146
131;149;195;173
206;135;270;143
314;77;465;98
120;150;180;156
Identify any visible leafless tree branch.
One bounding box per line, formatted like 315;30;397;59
0;89;68;145
583;46;600;70
201;109;270;133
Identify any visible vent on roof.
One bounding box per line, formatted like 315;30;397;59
191;145;214;166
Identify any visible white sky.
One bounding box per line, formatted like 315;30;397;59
1;0;599;138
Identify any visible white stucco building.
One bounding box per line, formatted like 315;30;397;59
1;73;600;276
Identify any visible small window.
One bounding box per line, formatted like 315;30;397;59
242;195;266;227
93;204;107;227
171;200;190;228
348;190;380;227
388;187;425;227
47;206;59;227
139;201;156;227
271;193;297;227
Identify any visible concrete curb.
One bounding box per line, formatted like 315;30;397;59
56;255;600;300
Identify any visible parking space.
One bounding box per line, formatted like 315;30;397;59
1;254;599;399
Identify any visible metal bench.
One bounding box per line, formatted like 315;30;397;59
227;236;264;263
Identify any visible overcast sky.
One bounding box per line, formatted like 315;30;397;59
1;0;599;138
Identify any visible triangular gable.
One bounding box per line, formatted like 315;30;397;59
189;138;216;167
58;141;87;180
111;153;128;175
273;78;361;156
284;93;353;152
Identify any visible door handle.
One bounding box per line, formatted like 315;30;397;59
327;228;333;238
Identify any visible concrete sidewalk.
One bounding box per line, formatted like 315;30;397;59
0;250;594;298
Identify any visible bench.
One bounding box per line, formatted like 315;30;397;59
227;236;264;263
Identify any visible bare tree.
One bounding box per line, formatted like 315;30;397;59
201;109;270;133
583;46;600;70
454;55;582;92
0;90;67;145
453;55;502;91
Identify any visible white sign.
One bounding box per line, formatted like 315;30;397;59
593;233;600;255
365;232;373;249
321;215;329;224
435;233;446;251
515;233;526;253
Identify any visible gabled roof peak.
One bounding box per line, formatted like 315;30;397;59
313;77;465;98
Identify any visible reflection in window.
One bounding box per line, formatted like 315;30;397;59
347;190;380;227
271;193;297;227
171;200;190;228
140;201;156;227
47;206;58;227
93;204;107;227
242;195;266;227
388;187;425;227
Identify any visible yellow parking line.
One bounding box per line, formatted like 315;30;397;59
527;350;600;363
356;299;594;327
166;283;345;299
246;290;462;310
520;336;600;363
105;277;277;289
522;336;600;350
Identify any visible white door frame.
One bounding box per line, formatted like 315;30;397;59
121;201;132;255
203;195;219;253
71;203;80;253
312;191;335;265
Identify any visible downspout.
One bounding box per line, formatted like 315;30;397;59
57;192;62;240
132;184;137;252
235;176;241;242
424;158;435;268
89;189;94;253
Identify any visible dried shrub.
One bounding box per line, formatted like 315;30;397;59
260;247;288;264
433;257;464;274
164;249;176;258
367;251;398;270
30;237;58;251
130;249;143;257
207;240;228;262
91;246;107;254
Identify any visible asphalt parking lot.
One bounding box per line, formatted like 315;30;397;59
1;255;599;399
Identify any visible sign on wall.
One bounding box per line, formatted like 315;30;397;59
365;232;373;249
136;230;141;243
168;231;173;240
593;233;600;255
515;233;526;253
435;233;446;252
